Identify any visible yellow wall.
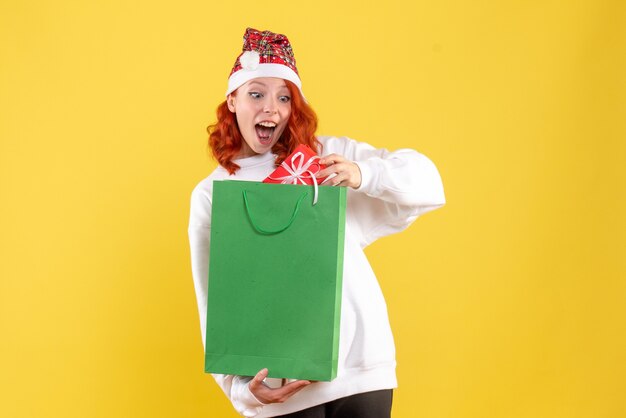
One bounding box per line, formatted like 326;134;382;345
1;1;624;417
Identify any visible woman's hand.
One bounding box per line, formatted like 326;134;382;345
317;154;362;189
248;368;312;404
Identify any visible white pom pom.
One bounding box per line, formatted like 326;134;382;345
240;51;260;70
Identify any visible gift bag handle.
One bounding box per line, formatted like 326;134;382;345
242;190;309;235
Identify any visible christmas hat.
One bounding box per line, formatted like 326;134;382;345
226;28;303;98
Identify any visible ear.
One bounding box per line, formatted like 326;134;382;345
226;94;236;113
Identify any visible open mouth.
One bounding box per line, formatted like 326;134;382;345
255;121;277;145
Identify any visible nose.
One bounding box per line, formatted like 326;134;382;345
263;97;278;114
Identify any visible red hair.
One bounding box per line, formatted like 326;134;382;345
207;81;320;174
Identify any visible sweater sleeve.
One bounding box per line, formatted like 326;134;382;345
188;181;266;417
319;136;446;247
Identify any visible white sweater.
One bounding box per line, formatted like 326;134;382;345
188;136;445;417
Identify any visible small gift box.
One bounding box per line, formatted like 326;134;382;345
263;144;327;186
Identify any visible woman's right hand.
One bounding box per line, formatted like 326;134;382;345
248;368;312;404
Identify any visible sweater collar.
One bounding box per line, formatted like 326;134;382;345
232;151;276;168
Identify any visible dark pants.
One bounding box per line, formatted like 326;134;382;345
274;389;393;418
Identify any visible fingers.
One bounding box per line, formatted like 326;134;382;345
255;368;269;382
317;154;362;188
317;154;350;181
248;369;312;404
273;379;312;403
318;153;345;167
249;368;269;392
317;163;349;183
279;379;311;397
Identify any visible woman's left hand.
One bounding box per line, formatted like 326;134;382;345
317;154;362;189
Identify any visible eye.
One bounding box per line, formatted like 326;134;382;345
248;92;262;99
278;95;291;103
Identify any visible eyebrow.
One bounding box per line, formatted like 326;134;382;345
248;81;289;90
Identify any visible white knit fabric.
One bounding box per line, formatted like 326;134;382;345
188;136;445;417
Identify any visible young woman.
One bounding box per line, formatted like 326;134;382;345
189;28;446;417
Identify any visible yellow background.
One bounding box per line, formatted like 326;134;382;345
1;1;625;417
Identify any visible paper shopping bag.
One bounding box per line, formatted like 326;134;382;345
205;180;347;381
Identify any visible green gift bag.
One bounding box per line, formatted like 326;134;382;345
205;180;347;382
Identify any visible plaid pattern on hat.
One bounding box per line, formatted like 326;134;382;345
230;28;299;76
226;28;303;98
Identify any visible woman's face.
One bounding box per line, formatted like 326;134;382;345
227;77;292;158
